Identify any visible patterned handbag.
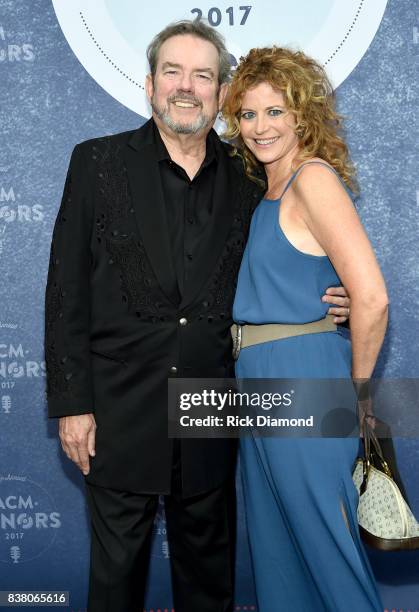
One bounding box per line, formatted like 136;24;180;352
352;416;419;551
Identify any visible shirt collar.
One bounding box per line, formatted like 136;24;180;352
152;119;217;168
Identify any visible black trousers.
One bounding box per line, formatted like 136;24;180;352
85;445;236;612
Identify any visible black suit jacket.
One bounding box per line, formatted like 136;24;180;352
45;119;263;496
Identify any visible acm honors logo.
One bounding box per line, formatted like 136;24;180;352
0;181;45;256
0;475;61;564
0;186;44;223
152;497;170;560
0;343;46;416
0;343;46;381
0;25;35;62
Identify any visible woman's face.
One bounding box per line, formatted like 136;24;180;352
239;82;299;167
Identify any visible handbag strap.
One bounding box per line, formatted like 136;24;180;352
360;415;393;494
362;416;387;465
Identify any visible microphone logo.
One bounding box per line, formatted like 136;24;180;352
0;225;6;254
1;395;11;414
10;546;21;564
161;540;170;559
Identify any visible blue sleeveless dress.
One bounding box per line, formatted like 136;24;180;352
233;162;383;611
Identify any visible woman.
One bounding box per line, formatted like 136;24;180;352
223;47;388;610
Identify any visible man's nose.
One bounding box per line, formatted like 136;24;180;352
178;72;193;92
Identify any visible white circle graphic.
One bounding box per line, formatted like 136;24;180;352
52;0;388;117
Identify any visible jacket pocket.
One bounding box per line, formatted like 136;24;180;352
90;349;127;366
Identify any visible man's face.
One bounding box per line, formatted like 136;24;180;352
146;34;227;136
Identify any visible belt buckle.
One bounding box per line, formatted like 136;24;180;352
232;324;242;361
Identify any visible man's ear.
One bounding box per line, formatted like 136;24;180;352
145;73;154;102
218;82;229;110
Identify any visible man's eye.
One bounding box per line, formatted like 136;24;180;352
165;70;177;75
241;112;255;120
269;109;283;117
196;74;210;80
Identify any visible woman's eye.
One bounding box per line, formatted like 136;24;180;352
241;111;255;120
269;109;283;117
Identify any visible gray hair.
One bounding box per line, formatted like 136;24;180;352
146;19;231;85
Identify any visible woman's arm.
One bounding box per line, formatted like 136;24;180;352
294;164;389;379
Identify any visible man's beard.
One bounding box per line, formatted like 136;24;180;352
151;92;217;135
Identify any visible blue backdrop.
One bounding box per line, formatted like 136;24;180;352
0;0;418;610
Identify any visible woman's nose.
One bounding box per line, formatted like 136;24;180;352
254;114;267;134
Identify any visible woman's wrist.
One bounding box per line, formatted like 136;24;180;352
353;378;371;402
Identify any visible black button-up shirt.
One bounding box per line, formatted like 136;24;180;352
153;121;218;300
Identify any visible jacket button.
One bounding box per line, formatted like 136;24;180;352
179;317;188;326
170;366;178;374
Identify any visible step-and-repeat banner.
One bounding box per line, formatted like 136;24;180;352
1;0;418;610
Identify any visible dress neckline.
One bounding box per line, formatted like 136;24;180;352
262;160;342;204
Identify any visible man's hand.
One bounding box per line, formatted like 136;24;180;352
321;286;350;324
59;414;96;476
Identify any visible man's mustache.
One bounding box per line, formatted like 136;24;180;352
167;92;202;107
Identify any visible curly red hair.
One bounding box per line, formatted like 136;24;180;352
222;46;358;192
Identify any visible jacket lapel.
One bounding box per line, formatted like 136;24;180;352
123;120;179;305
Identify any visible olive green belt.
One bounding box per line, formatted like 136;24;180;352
231;315;337;360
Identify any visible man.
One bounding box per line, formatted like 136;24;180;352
45;19;350;612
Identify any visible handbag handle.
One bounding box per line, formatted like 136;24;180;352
359;410;393;495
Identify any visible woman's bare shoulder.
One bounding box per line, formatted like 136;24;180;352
293;159;351;214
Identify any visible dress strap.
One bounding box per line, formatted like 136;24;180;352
278;161;344;200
